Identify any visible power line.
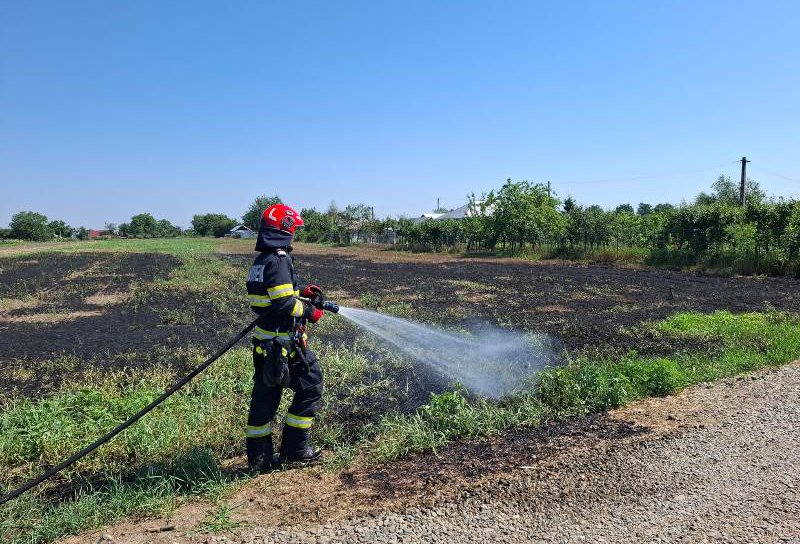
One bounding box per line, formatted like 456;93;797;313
556;160;740;186
750;164;800;184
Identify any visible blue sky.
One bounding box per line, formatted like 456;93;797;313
2;1;799;228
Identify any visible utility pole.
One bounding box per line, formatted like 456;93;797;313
547;181;551;199
371;206;374;220
436;197;440;211
740;156;750;206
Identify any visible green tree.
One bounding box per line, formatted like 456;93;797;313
243;195;282;230
192;213;236;237
462;193;493;251
48;219;73;238
343;204;374;243
297;208;335;243
157;219;181;237
610;210;642;248
637;203;653;216
584;206;611;248
653;203;675;214
562;196;577;213
128;213;159;238
696;175;765;206
615;204;635;214
9;211;52;241
75;227;90;240
640;211;668;249
485;179;562;251
782;202;800;259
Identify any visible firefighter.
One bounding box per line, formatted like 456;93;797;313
245;203;326;472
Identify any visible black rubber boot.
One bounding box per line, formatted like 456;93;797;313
246;437;274;473
278;425;321;465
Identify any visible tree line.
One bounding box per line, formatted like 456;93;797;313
0;211;183;241
296;175;800;276
5;177;800;276
390;176;799;276
0;195;283;241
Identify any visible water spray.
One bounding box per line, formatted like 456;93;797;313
333;305;560;399
302;295;558;397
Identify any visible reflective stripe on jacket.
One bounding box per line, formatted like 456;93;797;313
246;248;309;336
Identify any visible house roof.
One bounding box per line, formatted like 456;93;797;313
436;204;471;219
415;202;492;221
229;224;254;232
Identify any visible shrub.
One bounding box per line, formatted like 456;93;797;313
536;365;583;414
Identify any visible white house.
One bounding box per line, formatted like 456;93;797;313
226;224;256;239
413;202;494;222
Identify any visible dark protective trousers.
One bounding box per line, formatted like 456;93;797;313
246;346;324;462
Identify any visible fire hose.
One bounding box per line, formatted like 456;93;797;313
0;296;339;506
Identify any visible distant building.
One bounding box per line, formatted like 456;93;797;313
435;204;472;219
413;202;493;222
88;230;112;239
226;224;256;239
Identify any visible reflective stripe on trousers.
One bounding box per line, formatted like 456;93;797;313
285;412;314;429
245;422;272;437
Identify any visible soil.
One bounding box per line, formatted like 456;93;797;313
5;243;800;542
0;252;249;398
232;243;800;356
61;360;800;543
3;243;800;398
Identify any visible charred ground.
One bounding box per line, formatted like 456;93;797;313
3;242;799;399
2;241;800;544
0;251;249;398
285;245;800;356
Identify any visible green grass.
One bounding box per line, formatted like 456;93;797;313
0;348;252;543
370;388;543;462
196;500;244;533
648;247;800;277
513;245;649;266
1;448;238;544
0;320;418;542
1;237;223;257
69;237;223;256
362;310;800;462
2;310;799;542
0;349;252;486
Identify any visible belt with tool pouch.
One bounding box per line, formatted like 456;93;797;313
253;334;310;388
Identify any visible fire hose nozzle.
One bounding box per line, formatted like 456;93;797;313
298;296;340;314
321;300;340;313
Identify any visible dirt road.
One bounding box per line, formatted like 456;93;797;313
69;361;800;544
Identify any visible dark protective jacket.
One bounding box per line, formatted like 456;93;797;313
246;226;314;341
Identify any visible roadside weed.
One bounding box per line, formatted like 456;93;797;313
196;500;244;534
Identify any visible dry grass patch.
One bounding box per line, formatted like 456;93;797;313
63;260;106;281
0;309;103;324
0;295;40;312
84;290;130;306
535;304;571;314
444;279;493;292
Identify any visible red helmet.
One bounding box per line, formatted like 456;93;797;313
261;204;304;235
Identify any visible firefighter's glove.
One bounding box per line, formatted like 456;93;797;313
304;304;324;324
302;284;325;309
302;284;323;298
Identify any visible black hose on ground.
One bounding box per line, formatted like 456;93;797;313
0;316;260;507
